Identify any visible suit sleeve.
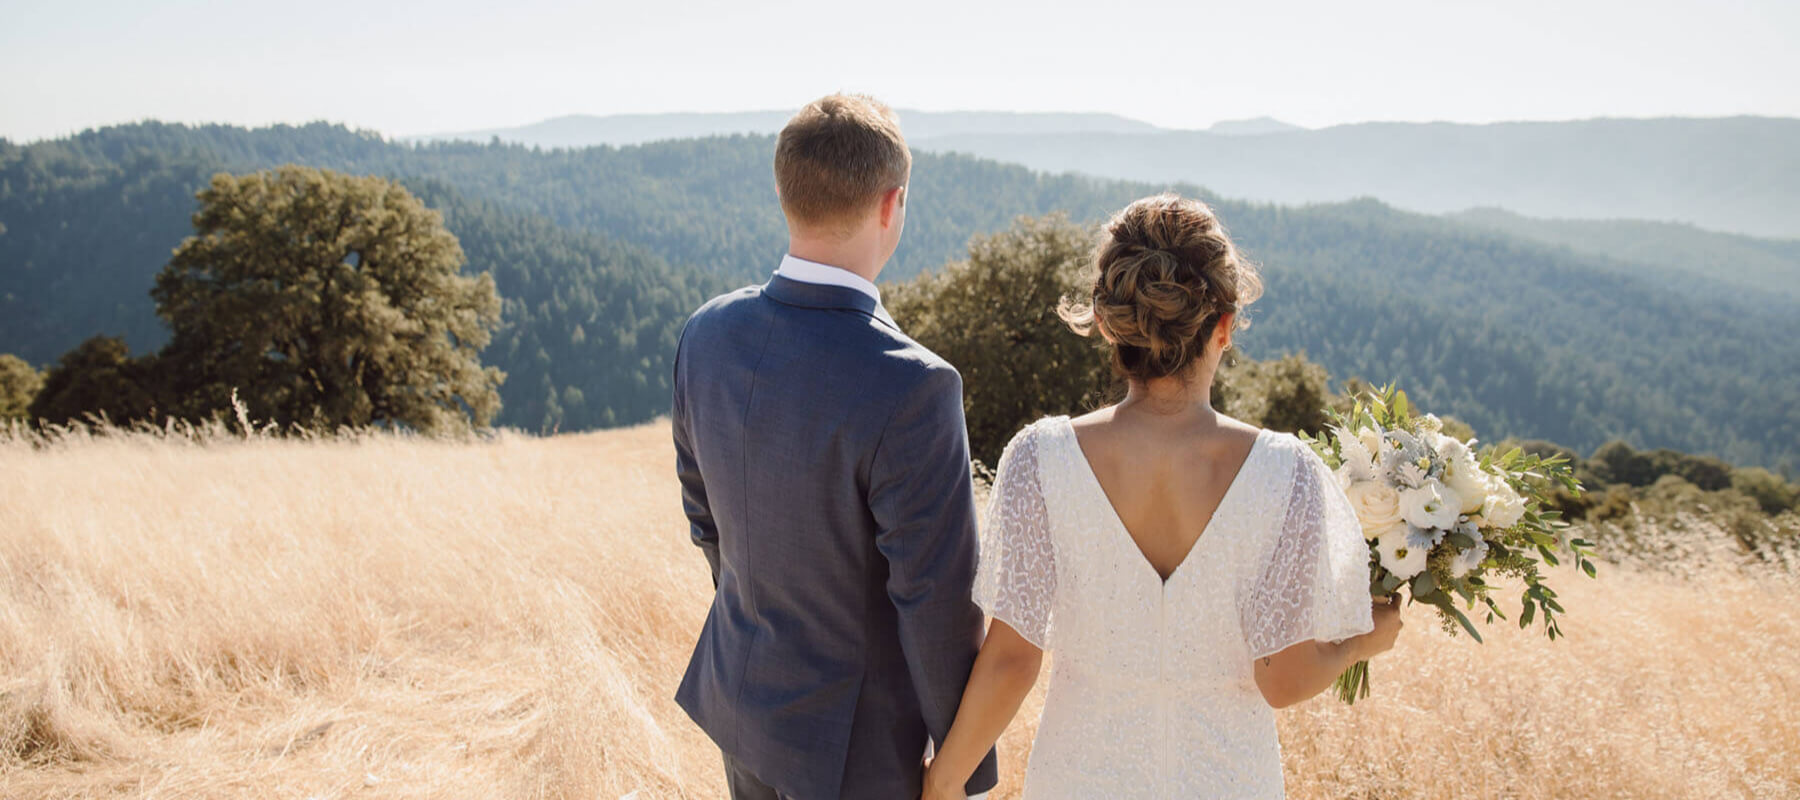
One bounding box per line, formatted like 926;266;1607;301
671;332;720;586
867;364;1000;794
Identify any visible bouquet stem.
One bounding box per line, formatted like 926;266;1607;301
1334;659;1371;704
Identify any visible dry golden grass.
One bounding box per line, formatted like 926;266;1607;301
3;421;1796;799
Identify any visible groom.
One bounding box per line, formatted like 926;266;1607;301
670;94;999;799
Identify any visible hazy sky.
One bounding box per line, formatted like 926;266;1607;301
3;0;1794;142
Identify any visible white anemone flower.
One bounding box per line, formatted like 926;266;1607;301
1399;480;1462;530
1376;525;1433;580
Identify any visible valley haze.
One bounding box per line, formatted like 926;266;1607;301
409;110;1800;240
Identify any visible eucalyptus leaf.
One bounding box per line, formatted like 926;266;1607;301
1411;572;1437;597
1447;603;1483;642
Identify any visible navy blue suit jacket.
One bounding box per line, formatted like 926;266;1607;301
672;274;999;799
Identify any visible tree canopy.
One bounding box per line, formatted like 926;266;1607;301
149;166;503;432
27;336;161;425
0;354;42;421
890;213;1364;465
886;213;1110;464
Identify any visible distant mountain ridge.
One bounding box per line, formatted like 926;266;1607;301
921;116;1800;239
1206;116;1305;136
406;109;1164;148
408;111;1319;147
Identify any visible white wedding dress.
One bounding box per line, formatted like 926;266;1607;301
973;416;1374;798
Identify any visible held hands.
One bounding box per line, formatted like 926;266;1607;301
921;779;967;800
1356;597;1404;660
921;757;967;800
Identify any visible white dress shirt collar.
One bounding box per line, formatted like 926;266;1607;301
775;254;881;304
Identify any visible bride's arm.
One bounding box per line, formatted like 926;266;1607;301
1253;599;1403;709
923;619;1043;800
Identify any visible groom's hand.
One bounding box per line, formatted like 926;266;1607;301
922;773;969;800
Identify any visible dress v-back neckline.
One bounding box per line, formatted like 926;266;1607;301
1061;417;1266;587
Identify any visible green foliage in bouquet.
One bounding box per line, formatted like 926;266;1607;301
1300;385;1599;703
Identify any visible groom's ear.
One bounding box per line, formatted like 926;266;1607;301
878;185;905;230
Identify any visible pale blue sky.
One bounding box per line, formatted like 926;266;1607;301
3;0;1794;142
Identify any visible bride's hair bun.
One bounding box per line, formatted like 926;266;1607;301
1058;193;1263;381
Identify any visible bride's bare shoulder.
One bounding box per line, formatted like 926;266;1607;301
1067;407;1117;431
1213;414;1264;442
1068;408;1265;457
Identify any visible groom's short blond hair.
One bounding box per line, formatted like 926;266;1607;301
775;94;911;230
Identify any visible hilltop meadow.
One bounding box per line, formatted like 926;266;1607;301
3;422;1796;799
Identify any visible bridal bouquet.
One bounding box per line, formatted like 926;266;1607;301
1300;386;1597;703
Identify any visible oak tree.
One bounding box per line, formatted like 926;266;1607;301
152;167;503;432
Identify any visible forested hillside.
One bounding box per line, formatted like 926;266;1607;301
1449;207;1800;299
2;123;1796;467
411;184;725;432
0;133;726;433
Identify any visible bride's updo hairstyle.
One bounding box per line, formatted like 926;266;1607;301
1059;193;1263;382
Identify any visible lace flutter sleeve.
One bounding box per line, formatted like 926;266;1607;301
1240;442;1375;661
972;424;1057;650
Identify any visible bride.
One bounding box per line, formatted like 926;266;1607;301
922;194;1404;798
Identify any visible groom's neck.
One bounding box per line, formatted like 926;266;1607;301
786;231;886;285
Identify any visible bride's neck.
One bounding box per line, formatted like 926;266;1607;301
1119;369;1216;418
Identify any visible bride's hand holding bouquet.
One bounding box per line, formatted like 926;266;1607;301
1303;386;1598;703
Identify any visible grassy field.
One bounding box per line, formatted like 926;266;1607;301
2;422;1796;799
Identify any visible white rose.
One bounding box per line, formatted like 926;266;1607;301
1481;474;1527;529
1442;453;1489;514
1376;526;1431;579
1344;480;1405;539
1399;479;1462;531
